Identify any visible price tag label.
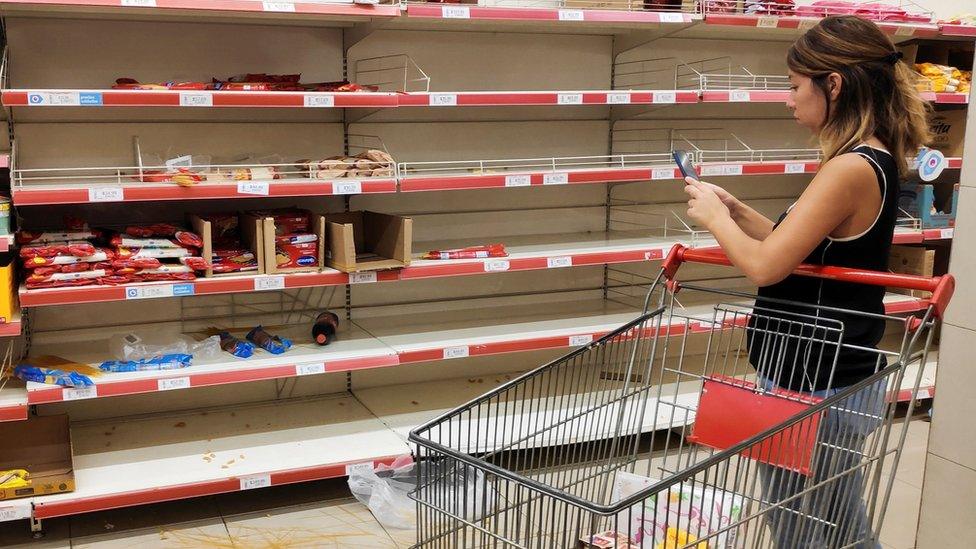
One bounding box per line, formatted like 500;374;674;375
543;173;569;185
558;9;584;21
27;91;81;106
443;346;470;359
659;12;684;23
240;475;271;490
729;90;751;102
126;285;173;300
722;164;744;176
334;181;363;195
557;93;584;105
350;272;378;284
442;5;470;18
569;334;594;346
304;94;335;108
89;186;124;202
296;363;326;376
652;91;677;104
918;388;932;399
652;167;675;180
121;0;156;6
263;1;295;11
785;163;807;174
0;505;30;522
940;228;954;239
429;93;458;106
757;16;779;28
607;92;631;104
894;25;915;37
180;92;213;107
237;181;270;196
505;174;531;187
345;462;374;476
158;377;190;391
254;275;285;292
484;260;510;272
700;165;723;177
547;256;572;268
63;386;97;401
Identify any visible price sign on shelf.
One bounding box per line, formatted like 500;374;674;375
659;12;684;23
543;173;569;185
652;167;675;180
441;5;470;18
722;164;744;176
940;228;954;239
484;259;510;272
262;1;295;11
63;386;97;401
756;16;779;29
729;90;751;102
607;92;631;105
180;92;213;107
28;91;80;106
785;163;807;174
0;505;30;522
443;346;470;359
89;186;124;203
254;275;285;292
547;256;572;269
158;377;191;391
240;475;271;491
237;181;270;196
429;93;458;107
558;9;584;21
557;93;584;105
121;0;156;6
304;94;335;108
505;174;531;187
652;91;677;104
569;334;593;347
296;363;326;376
350;272;378;284
345;462;374;476
333;181;363;195
700;165;723;177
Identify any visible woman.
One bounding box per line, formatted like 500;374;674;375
683;15;930;549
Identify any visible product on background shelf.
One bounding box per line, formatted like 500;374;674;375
915;62;972;93
246;326;293;355
743;0;795;16
114;78;208;90
795;1;931;22
99;353;193;373
110;332;221;362
312;311;340;346
113;75;380;93
17;230;101;246
138;167;204;187
297;149;395;179
22;249;113;268
252;209;310;235
207;251;258;274
0;198;10;236
698;0;738;14
20;242;97;259
25;269;108;289
13;356;102;387
218;331;255;358
275;238;319;270
944;13;976;26
422;243;508;260
0;470;30;491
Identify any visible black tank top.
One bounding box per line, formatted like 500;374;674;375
747;145;900;392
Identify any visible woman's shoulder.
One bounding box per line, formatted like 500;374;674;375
818;151;879;183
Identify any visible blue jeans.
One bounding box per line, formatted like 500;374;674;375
757;377;885;549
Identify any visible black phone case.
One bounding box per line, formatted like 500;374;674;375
672;150;699;180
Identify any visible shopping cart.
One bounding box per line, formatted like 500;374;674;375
409;244;954;548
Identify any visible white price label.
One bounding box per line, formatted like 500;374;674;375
543;173;569;185
0;506;30;521
558;9;584;21
652;167;675;180
940;228;954;239
659;12;684;23
700;165;723;177
42;92;80;106
125;285;174;300
63;386;97;401
918;388;932;399
237;181;270;196
240;475;271;490
722;164;744;176
757;16;779;28
304;94;335;108
121;0;156;6
484;259;510;272
254;275;285;291
443;346;470;359
180;92;213;107
429;93;458;106
505;174;531;187
607;92;631;104
263;1;295;11
785;163;807;174
894;25;915;37
88;186;124;202
345;462;374;476
652;91;677;104
158;377;190;391
441;5;470;18
296;363;326;376
557;93;584;105
730;90;751;102
334;180;363;195
569;334;594;346
350;272;378;284
547;256;572;268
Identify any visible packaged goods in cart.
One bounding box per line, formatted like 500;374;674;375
312;311;340;346
246;326;292;355
579;530;634;548
421;243;507;260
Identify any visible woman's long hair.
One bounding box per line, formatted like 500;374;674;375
787;15;931;175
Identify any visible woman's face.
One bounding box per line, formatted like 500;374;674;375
787;71;828;132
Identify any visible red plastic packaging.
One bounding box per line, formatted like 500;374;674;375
111;258;163;270
275;241;318;269
21;242;97;259
422;243;508;260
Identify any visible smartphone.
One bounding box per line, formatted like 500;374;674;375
672;149;700;181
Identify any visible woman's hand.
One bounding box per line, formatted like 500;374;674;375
685;177;732;230
696;179;739;213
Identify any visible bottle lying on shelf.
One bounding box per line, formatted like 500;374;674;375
312;311;340;346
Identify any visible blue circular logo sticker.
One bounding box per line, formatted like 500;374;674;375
917;149;946;182
27;94;44;105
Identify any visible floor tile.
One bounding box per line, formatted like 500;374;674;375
879;478;921;549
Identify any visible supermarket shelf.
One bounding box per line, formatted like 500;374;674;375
0;89;399;108
0;310;22;337
11;177;397;206
405;3;694;26
918;92;970;104
0;382;28;422
29;393;408;519
0;234;11;253
0;0;400;21
0;498;32;524
940;23;976;38
702;13;941;40
893;226;955;244
386;90;700;107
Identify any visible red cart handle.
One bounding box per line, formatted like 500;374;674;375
662;245;955;319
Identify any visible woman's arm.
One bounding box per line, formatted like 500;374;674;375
685;154;875;287
693;180;775;240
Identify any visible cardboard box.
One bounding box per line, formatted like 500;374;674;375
0;415;74;501
190;214;264;278
323;211;412;273
0;256;17;324
255;210;324;275
889;245;935;299
929;109;967;157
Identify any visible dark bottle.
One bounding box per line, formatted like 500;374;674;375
312;311;340;346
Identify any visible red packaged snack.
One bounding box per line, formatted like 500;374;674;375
116;247;196;259
111;258;162;270
16;230;99;246
97;275;137;286
275;241;318;269
26;269;108;288
121;225;204;248
26;278;99;289
60;262;93;273
180;256;212;271
250;209;310;235
138;168;203;187
22;249;113;268
275;233;318;245
21;242;97;259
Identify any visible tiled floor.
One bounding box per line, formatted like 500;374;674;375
0;419;932;549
